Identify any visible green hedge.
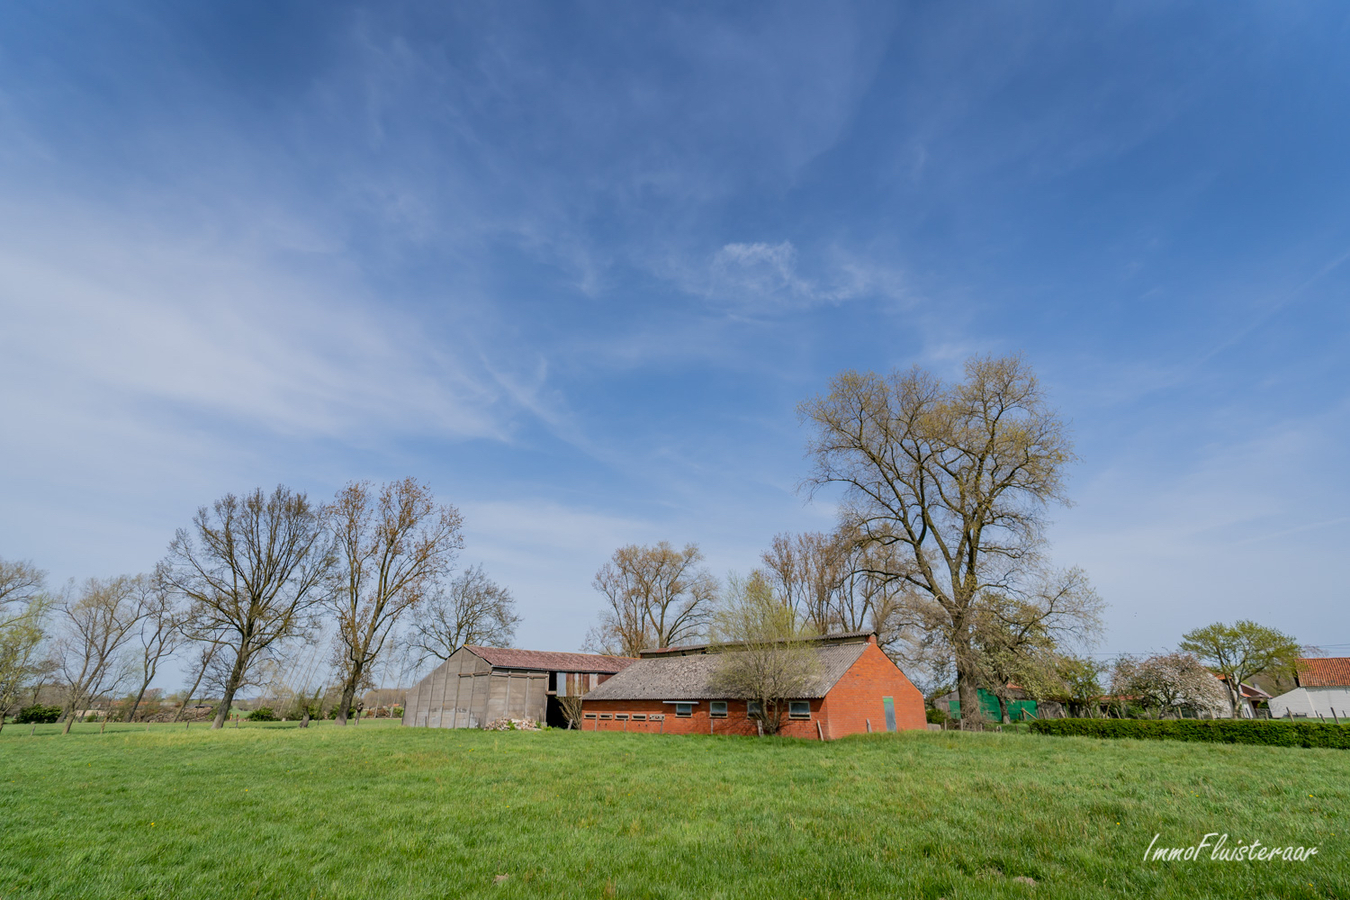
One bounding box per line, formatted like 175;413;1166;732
1029;717;1350;749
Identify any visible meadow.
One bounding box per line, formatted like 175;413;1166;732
0;720;1344;899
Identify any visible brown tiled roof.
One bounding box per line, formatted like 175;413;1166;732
1296;657;1350;688
1215;673;1272;700
583;642;870;701
466;646;635;674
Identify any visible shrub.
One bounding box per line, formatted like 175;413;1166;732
391;706;403;719
1029;717;1350;749
15;704;62;724
926;707;949;725
246;707;278;722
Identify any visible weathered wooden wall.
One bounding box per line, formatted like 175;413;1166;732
402;648;547;728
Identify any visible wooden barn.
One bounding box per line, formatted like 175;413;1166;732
401;645;634;729
580;631;926;739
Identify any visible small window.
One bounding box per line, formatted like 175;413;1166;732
599;713;612;720
650;714;664;721
747;700;763;719
675;702;694;718
615;714;628;721
631;714;646;721
789;701;810;720
583;713;596;720
710;701;728;718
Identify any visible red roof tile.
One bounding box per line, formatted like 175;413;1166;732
465;646;635;674
1296;657;1350;688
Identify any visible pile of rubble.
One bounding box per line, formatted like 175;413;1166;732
482;717;541;731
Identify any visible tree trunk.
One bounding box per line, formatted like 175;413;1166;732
336;652;366;725
212;646;250;730
175;643;219;722
954;644;981;730
996;693;1010;725
127;677;152;724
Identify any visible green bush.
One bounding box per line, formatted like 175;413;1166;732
1029;717;1350;749
15;704;62;724
391;706;403;719
246;707;277;722
925;707;948;725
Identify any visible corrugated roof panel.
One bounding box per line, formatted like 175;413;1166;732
466;646;636;674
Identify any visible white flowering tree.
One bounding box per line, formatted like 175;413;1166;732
1110;652;1229;719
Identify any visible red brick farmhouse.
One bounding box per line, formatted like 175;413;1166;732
580;631;926;739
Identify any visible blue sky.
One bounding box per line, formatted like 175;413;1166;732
2;2;1348;672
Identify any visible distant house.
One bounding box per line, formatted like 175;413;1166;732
1214;674;1271;718
580;631;926;739
401;646;635;729
1268;658;1350;719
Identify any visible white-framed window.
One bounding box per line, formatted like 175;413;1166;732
710;701;728;718
631;714;646;721
789;701;810;720
674;702;694;718
615;714;628;721
583;713;596;719
747;700;763;719
599;713;612;720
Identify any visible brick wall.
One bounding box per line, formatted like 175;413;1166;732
581;698;826;737
817;642;927;737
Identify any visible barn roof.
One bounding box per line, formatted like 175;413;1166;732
637;630;876;658
583;640;870;701
1296;657;1350;688
465;646;635;674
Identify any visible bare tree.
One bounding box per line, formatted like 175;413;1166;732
327;479;464;725
0;558;51;731
55;576;147;733
173;638;225;722
800;354;1093;727
409;565;519;663
760;531;847;633
1179;620;1302;717
708;572;820;736
761;529;926;662
1;557;47;630
585;542;717;657
557;694;585;730
164;486;333;729
971;568;1103;722
124;571;187;723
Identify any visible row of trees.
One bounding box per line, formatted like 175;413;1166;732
0;479;522;731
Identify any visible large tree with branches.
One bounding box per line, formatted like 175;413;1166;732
1179;620;1301;717
327;478;464;724
800;354;1101;727
164;486;333;729
585;542;717;657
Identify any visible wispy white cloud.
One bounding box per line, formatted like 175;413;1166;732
686;240;910;314
0;196;516;446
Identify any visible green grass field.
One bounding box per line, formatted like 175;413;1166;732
1;721;1344;899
